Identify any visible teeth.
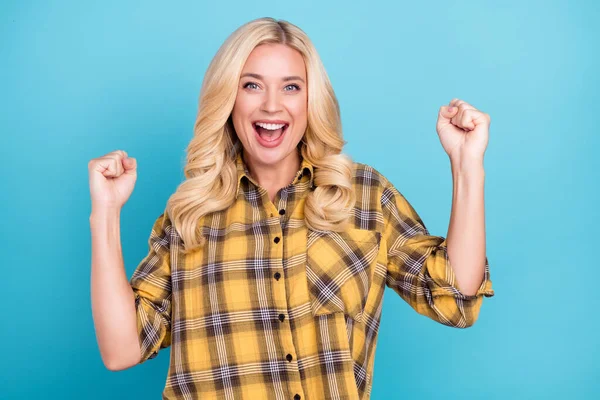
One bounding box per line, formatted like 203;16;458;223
255;122;286;130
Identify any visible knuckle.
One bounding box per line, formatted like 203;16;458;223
110;150;124;159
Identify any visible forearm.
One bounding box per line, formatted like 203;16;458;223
445;158;486;296
90;208;141;370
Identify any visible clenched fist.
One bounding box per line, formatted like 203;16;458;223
88;150;137;211
436;98;491;166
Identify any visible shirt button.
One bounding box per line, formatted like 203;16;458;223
279;209;285;215
286;354;293;362
278;314;285;322
274;236;280;243
294;395;301;400
274;272;281;280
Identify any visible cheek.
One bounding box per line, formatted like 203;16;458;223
233;92;256;116
289;98;308;122
232;96;253;132
289;104;308;141
231;112;248;143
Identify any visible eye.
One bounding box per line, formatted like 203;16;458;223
243;82;259;90
285;84;300;91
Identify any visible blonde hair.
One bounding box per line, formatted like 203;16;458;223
166;17;355;254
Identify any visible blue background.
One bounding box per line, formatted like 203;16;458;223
2;0;599;398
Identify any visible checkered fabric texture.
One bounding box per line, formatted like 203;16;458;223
130;149;494;400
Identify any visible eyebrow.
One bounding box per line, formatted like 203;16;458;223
240;73;305;84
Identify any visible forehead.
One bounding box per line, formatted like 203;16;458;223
242;43;306;79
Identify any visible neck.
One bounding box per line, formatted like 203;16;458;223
243;149;301;202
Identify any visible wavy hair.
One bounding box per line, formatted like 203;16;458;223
166;17;355;254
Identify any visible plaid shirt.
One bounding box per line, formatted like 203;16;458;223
129;150;494;400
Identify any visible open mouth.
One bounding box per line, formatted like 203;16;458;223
252;122;289;145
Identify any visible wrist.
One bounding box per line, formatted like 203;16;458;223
90;207;121;223
450;157;485;178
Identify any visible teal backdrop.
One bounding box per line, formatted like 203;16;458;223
2;0;598;398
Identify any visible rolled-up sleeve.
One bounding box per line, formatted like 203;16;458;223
129;212;173;363
381;183;494;328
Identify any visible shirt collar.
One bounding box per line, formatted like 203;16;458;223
235;150;314;194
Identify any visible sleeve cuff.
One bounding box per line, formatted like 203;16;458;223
427;239;495;300
133;292;170;363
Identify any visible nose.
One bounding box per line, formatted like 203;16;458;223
260;87;283;113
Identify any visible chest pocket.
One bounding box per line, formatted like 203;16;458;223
306;228;381;323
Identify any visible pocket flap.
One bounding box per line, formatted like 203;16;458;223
306;228;381;322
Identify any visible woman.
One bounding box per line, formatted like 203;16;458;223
89;17;494;400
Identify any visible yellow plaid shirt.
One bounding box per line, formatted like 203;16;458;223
130;149;494;400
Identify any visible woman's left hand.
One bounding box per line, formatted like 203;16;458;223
436;98;491;165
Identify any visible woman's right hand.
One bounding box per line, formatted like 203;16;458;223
88;150;137;212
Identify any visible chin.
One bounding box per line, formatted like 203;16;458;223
248;147;289;165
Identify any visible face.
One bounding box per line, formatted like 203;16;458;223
231;43;308;168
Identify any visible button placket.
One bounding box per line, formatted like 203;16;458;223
269;198;283;281
269;196;304;396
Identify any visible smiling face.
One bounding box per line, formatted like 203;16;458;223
231;43;308;168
